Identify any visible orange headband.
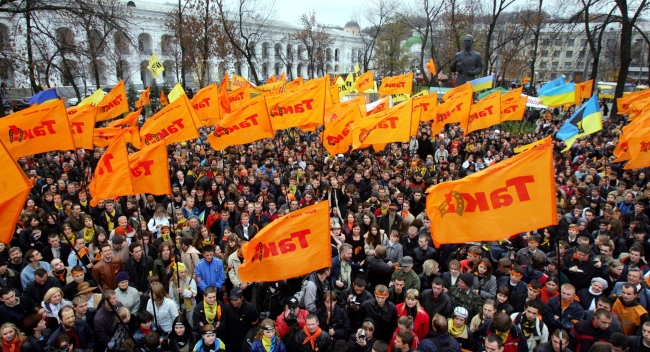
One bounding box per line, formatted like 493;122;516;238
72;270;84;276
374;290;389;297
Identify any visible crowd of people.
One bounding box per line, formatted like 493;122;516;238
0;89;648;352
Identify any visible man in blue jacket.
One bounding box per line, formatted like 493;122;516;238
195;245;225;295
47;305;94;349
418;314;461;352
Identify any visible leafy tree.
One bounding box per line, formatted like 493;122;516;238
126;82;138;106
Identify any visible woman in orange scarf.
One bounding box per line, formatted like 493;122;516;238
1;323;25;352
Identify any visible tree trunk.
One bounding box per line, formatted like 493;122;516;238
611;22;634;119
25;0;39;94
178;0;186;87
201;0;210;88
484;21;496;76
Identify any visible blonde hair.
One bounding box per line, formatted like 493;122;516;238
44;287;64;304
400;289;422;313
0;323;24;342
422;260;439;276
361;320;375;332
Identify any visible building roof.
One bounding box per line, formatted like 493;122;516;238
344;21;360;28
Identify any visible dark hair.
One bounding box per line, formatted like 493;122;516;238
497;285;510;297
354;278;366;288
137;311;153;324
144;332;161;349
23;313;44;335
492;312;513;332
432;277;445;286
524;299;542;311
597;295;613;307
394;275;406;283
397;330;414;347
485;334;504;349
609;333;628;350
203;245;215;253
34;268;47;277
128;242;142;253
372;341;388;352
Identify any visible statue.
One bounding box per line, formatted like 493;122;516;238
450;34;483;86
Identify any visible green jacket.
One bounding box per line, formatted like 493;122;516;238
391;268;420;292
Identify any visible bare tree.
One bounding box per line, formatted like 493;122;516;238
357;0;396;72
483;0;517;76
373;19;412;76
293;12;334;79
517;0;546;88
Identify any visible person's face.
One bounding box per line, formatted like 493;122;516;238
449;266;460;275
643;324;650;344
482;304;496;319
585;212;594;222
305;318;318;333
561;288;575;302
230;296;243;308
630;250;642;263
1;328;15;343
510;271;522;283
594;314;612;330
49;236;60;248
52;260;64;271
418;237;428;249
483;340;502;352
497;293;508;303
551;337;567;352
174;324;186;337
35;273;48;285
406;296;417;308
375;294;387;306
402;264;412;273
50;291;62;304
478;263;488;275
393;279;405;293
101;245;112;259
1;291;15;306
204;251;214;263
61;309;76;329
105;203;114;212
524;306;539;321
596;300;612;312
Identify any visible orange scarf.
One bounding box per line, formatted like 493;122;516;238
3;336;20;352
560;295;579;310
302;326;323;350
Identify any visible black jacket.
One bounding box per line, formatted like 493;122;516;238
293;329;332;352
20;329;52;352
419;289;452;325
24;277;62;305
365;257;393;291
40;243;71;267
47;319;95;349
569;317;613;352
0;268;23;295
192;299;225;338
123;255;154;293
359;300;397;343
216;300;258;352
317;304;351;341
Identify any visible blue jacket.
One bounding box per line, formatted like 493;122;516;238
195;257;225;293
250;338;287;352
193;337;226;352
47;319;95;349
418;332;461;352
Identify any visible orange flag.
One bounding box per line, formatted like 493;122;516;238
67;105;96;150
266;78;327;131
238;201;332;282
618;88;650;114
286;77;304;92
430;89;472;135
160;90;169;106
107;108;142;128
228;84;251;110
0;139;33;244
96;80;130;122
323;105;362;155
0;100;75;158
624;127;650;169
427;58;437;75
191;84;220;126
412;92;439;122
379;72;413;96
135;86;151;108
267;74;276;84
351;100;412;150
94;126;141;148
425;137;557;246
500;87;526;122
140;94;199;146
89;133;134;206
325;95;366;126
329;82;340;105
208;96;274;151
219;73;231;115
443;82;473;101
575;80;593;104
616;113;650;163
355;70;374;93
279;72;286;82
467;91;501;134
627;97;650;118
367;96;390;116
130;143;171;195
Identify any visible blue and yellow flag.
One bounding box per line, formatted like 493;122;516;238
29;88;59;105
538;76;565;96
556;95;602;151
470;75;494;92
539;83;575;108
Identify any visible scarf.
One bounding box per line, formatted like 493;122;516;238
495;330;509;344
301;325;323;350
560;296;578;310
53;269;67;283
262;336;276;352
83;227;95;244
448;320;465;338
520;316;536;339
54;203;63;211
204;300;220;324
2;336;19;352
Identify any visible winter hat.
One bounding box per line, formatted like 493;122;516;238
116;271;129;283
458;273;475;287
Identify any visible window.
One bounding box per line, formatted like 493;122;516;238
555;39;563;46
542;50;549;57
553;51;561;58
579;50;585;58
552;62;559;69
566;51;573;58
540;62;548;68
567;38;574;46
543;39;550;46
564;62;572;69
551;73;557;79
577;62;584;69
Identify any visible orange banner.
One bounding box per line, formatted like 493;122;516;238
89;133;134;206
208;96;274;151
191;84;220;126
367;96;390;116
576;80;593;103
413;92;439;122
160;90;169;106
624;127;650;169
325;95;366;126
107;108;141;128
467;90;501;134
323;105;362;155
425;138;557;246
228;84;251;110
430;89;472;135
67;105;96;150
286;77;304;92
443;82;472;101
0;100;75;158
0;140;33;244
94;126;140;148
355;70;374;93
351;100;412;150
500;87;526;122
379;72;413;96
238;201;332;282
617;114;650;163
329;81;340;105
267;74;276;84
627;97;650;118
279;72;286;82
617;89;650;114
219;73;231;115
130;143;171;195
140;94;199;146
96;80;130;122
136;86;151;108
427;58;437;75
266;78;326;131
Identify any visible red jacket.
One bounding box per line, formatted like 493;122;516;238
275;308;310;338
395;303;430;340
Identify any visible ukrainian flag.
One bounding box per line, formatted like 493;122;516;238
538;76;565;95
29;88;59;105
556;95;602;151
539;83;575;108
470;75;494;92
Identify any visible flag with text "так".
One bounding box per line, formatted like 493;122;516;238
323;105;362;155
238;201;333;282
0;139;33;245
94;126;141;149
89;133;135;207
139;94;199;147
351;100;412;150
266;77;327;131
425;137;557;246
130;142;172;196
355;70;374;93
430;88;473;135
208;95;274;151
0;100;75;158
136;86;151;108
228;84;251;110
467;90;501;134
191;84;220;126
379;72;413;96
500;87;526;122
107;108;141;128
325;95;366;127
67;104;97;150
96;80;129;122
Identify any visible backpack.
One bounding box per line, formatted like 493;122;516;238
430;337;457;352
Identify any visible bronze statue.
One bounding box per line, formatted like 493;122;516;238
450;34;483;86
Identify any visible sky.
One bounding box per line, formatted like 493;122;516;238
142;0;374;28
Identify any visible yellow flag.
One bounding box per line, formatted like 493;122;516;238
147;53;165;78
168;83;185;103
355;63;361;75
231;74;251;90
339;73;355;99
78;89;105;107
